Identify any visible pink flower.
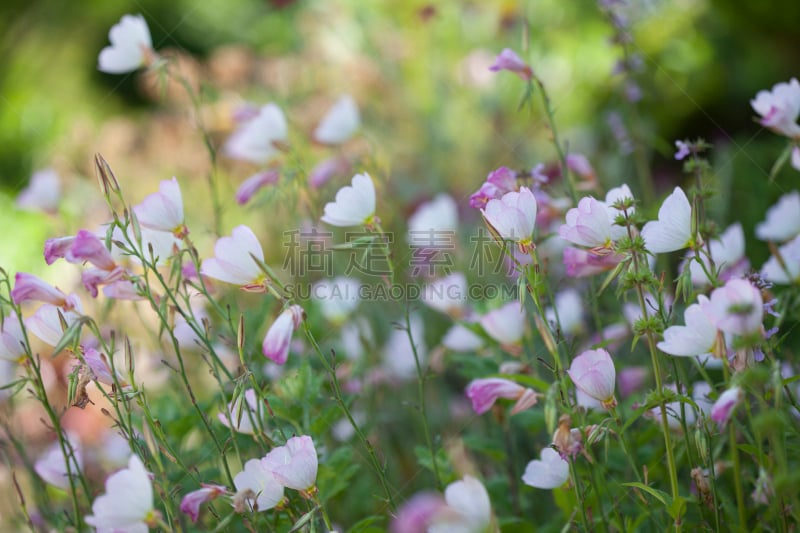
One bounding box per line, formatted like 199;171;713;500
70;230;116;270
750;78;800;138
563;246;623;278
674;140;691;160
308;156;351;189
262;435;318;491
25;304;82;347
313;95;360;145
566;153;596;181
701;279;763;336
262;305;304;364
390;492;447;533
98;14;155;74
235;170;280;205
618;367;648;398
83;347;128;387
320;172;376;227
11;273;78;310
16;168;60;213
558;196;620;249
469;167;517;209
711;386;743;428
641;187;694;253
479;302;525;346
481;187;538;250
85;454;155;531
488;48;533;81
180;484;227;523
34;435;83;489
755;191;800;242
567;349;616;408
521;447;570;489
465;378;539;415
133;177;187;237
200;225;266;290
233;458;284;512
225;103;288;164
44;235;77;265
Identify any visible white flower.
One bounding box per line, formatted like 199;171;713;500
262;435;318;491
224;104;288;164
750;78;800;138
233;458;284;512
755;191;800;242
481;187;538;248
429;476;492;533
761;235;800;284
313;277;361;323
423;272;467;316
658;297;718;357
16;169;61;213
98;14;154;74
442;324;484;352
34;436;83;489
521;447;570;489
686;223;748;286
320;173;376;227
85;454;154;532
641;187;693;253
480;302;525;346
382;315;426;380
25;304;82;348
407;194;459;244
313;95;360;145
200;225;265;289
545;288;584;336
133;177;185;236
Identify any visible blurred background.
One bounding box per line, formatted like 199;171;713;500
1;0;799;271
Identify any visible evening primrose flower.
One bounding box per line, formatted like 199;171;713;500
422;272;467;317
641;186;694;253
235;170;279;205
429;476;493;533
133;177;187;238
390;492;447;533
750;78;800;138
233;458;284;512
479;302;525;347
262;305;304;365
469;166;517;209
224;103;288;164
481;186;538;252
262;435;318;492
755;191;800;242
11;272;79;310
761;235;800;284
0;314;26;362
25;303;83;347
711;386;743;428
558;196;622;250
658;296;720;358
701;278;763;336
465;377;539;415
85;454;155;531
685;223;748;286
567;349;616;409
521;447;570;489
98;14;155;74
200;225;266;290
180;484;227;523
320;173;376;227
34;435;83;489
407;194;459;245
313;95;360;145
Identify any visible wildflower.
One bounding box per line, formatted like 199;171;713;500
313;95;360;145
641;187;694;253
235;170;280;205
674;140;691;160
701;278;763;336
761;234;800;284
479;302;525;348
98;14;155;74
0;314;26;363
566;153;596;184
85;454;155;531
320;172;376;227
545;288;584;336
429;476;493;533
262;435;318;492
750;78;800;138
83;347;128;387
233;458;284;512
567;349;616;408
558;196;621;250
792;145;800;171
521;447;570;489
133;177;187;238
658;296;720;358
313;277;361;323
423;272;467;317
755;190;800;242
465;377;540;415
562;246;624;278
262;305;304;365
16;168;60;213
441;324;484;352
382;315;426;381
200;225;266;290
407;194;459;243
308;156;351;189
469;166;517;209
224;103;288;164
481;187;538;251
618;367;648;398
34;436;83;489
25;303;82;347
685;223;749;286
390;492;446;533
218;389;261;434
711;386;743;428
11;272;79;310
488;48;533;81
180;484;227;523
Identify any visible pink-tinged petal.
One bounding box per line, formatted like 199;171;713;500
200;225;265;287
82;266;126;298
521;447;569;489
792;146;800;171
442;324;484;352
133;177;185;235
16;168;61;213
102;280;144;300
70;230;116;270
755;191;800;242
658;298;717;357
233;458;284;512
218;389;260;434
263;435;318;491
439;475;492;527
11;273;70;309
641;187;693;253
567;349;616;406
25;304;82;347
761;235;800;284
701;279;763;336
0;315;26;362
479;302;525;345
262;305;304;365
44;236;77;265
711;386;742;428
563;247;623;278
391;492;447;533
85;454;153;531
558;196;614;248
488;48;532;80
320;172;376;227
308;156;351;189
750;78;800;138
466;378;524;414
83;347;127;387
313;95;360;145
224;104;288;164
566;153;595;180
235;170;280;205
180;484;227;523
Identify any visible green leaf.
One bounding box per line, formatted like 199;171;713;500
622;482;672;508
